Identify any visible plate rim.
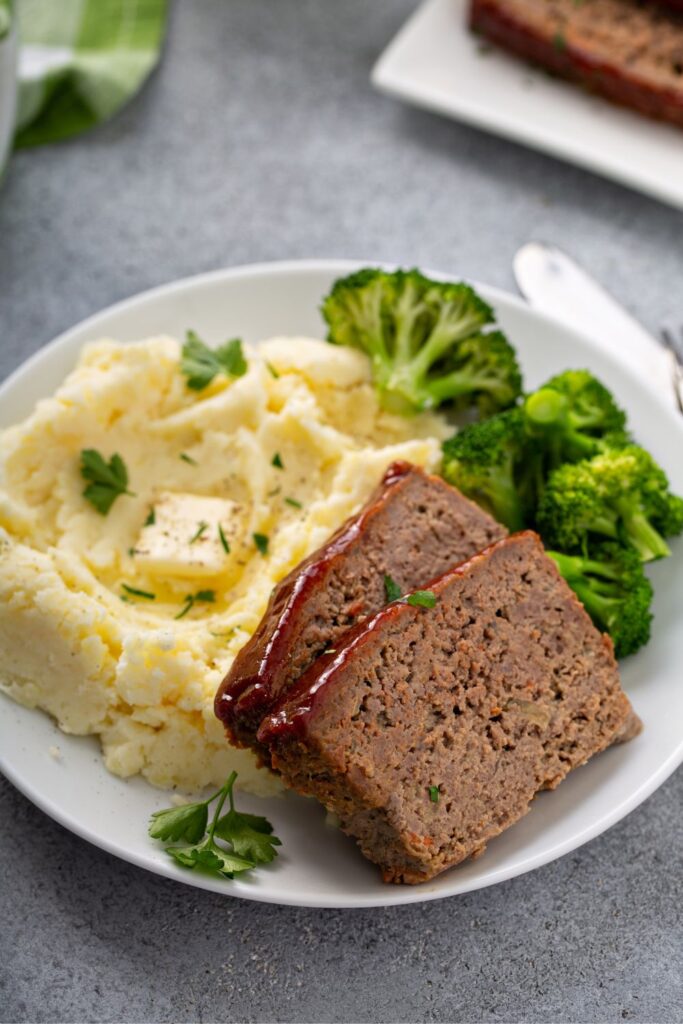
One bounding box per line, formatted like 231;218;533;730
1;256;682;909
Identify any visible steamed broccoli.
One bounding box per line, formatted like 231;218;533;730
321;268;522;415
547;543;653;658
538;445;683;562
441;409;528;530
523;369;629;470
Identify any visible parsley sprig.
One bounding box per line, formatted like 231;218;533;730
189;521;208;545
80;449;134;515
407;590;437;609
181;331;248;391
253;532;269;555
121;583;156;601
175;589;216;619
383;574;437;609
149;772;281;879
384;574;402;603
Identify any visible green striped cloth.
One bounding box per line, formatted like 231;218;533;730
14;0;167;148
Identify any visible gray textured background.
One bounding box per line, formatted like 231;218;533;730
1;2;682;1022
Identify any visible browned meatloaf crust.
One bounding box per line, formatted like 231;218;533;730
258;532;639;884
470;0;683;130
215;461;507;755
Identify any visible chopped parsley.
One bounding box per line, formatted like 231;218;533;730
181;331;248;391
80;449;134;515
253;532;269;556
175;589;216;620
121;583;156;601
428;785;440;803
144;506;156;527
218;523;231;554
265;361;280;379
553;30;567;51
384;574;402;603
149;771;281;881
284;496;302;509
407;590;437;609
179;452;197;466
189;521;208;545
383;576;435;608
271;452;284;469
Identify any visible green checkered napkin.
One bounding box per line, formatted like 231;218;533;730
0;1;11;40
14;0;167;148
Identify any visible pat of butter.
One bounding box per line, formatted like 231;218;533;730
134;492;242;578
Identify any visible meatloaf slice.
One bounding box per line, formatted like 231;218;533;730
215;461;506;753
470;0;683;130
258;532;639;884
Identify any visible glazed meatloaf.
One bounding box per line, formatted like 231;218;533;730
258;532;639;884
215;461;506;753
470;0;683;130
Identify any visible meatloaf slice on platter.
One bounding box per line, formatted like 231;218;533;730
258;532;639;884
470;0;683;130
215;461;507;754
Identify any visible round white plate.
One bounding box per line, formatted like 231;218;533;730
1;260;682;909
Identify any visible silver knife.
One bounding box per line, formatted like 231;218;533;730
661;328;683;414
513;242;678;411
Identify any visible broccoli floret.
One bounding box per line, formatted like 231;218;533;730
534;369;627;435
538;445;683;561
441;409;528;530
547;543;653;658
321;268;522;415
523;369;629;469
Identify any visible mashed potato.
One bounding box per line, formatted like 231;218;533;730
0;335;451;794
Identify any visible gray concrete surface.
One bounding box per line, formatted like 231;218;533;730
1;2;682;1021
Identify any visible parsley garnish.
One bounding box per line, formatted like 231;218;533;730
384;574;402;603
121;583;156;601
144;507;156;527
218;523;231;554
284;496;302;509
253;532;269;556
179;452;197;466
189;521;208;545
428;785;440;803
265;361;280;379
149;771;281;880
272;452;284;469
181;331;248;391
80;449;134;515
553;30;567;51
407;590;437;609
175;589;216;620
382;576;436;608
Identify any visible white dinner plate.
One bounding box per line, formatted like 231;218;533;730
1;259;682;909
372;0;683;211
